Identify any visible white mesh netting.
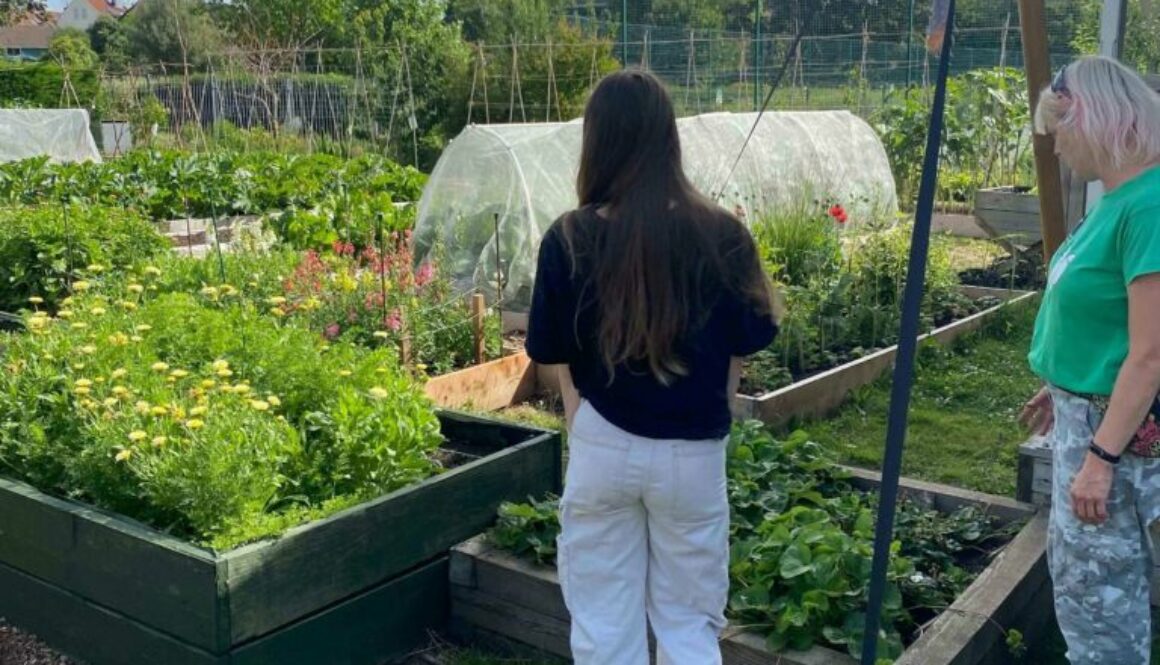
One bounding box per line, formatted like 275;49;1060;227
414;110;897;309
0;109;102;164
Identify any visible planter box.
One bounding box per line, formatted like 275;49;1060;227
0;411;563;665
732;289;1037;427
974;187;1041;250
449;470;1050;665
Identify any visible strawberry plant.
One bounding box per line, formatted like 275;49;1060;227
488;421;1021;660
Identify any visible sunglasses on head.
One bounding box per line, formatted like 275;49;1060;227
1051;65;1070;96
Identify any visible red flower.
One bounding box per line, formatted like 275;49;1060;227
385;309;402;331
324;323;341;340
828;204;848;225
416;262;436;287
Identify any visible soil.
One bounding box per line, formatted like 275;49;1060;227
0;621;78;665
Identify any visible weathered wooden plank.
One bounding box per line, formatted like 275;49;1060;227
842;467;1035;525
720;631;856;665
425;353;538;411
231;558;449;665
451;586;573;659
224;424;562;644
897;514;1050;665
747;292;1037;427
450;537;569;622
0;559;223;665
0;476;224;652
975;189;1041;215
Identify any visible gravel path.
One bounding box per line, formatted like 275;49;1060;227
0;621;78;665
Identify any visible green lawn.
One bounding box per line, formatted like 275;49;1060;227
792;299;1040;497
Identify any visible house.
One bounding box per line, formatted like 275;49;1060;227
56;0;125;32
0;23;55;61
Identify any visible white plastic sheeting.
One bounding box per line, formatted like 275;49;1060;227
414;110;896;308
0;109;102;164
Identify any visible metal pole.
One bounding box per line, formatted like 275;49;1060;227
622;0;629;66
860;0;955;662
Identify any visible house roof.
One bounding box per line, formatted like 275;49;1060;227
84;0;126;17
0;23;55;50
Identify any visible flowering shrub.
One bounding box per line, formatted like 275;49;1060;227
0;266;443;550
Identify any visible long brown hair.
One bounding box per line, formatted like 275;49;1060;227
564;69;775;384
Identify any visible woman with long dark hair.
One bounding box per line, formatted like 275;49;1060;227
526;70;778;664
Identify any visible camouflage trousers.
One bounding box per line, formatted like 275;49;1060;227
1048;386;1160;665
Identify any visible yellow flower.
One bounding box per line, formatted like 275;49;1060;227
221;285;238;297
95;377;106;384
135;324;152;333
131;335;144;343
111;368;128;380
111;386;129;397
144;266;162;277
73;386;92;396
368;387;389;400
86;264;105;274
267;296;287;306
338;370;353;377
128;430;147;443
28;296;43;304
57;310;73;320
72;363;85;371
108;333;129;346
127;284;144;294
249;400;270;412
170;369;190;379
80;398;97;410
151;436;167;447
73;281;91;292
190;406;208;417
150;406;169;417
219;384;235;394
171;406;187;420
134;401;151;414
212;359;230;371
103;397;118;408
120;301;138;311
270;307;286;318
74;379;93;388
372;331;390;339
90;307;107;316
267;395;282;407
115;448;133;463
232;384;251;395
151;362;169;373
70;322;89;330
217;368;234;378
200;379;216;389
185;419;205;430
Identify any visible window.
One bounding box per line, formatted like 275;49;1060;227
5;48;19;57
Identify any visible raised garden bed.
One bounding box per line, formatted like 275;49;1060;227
449;470;1050;665
974;187;1040;250
0;412;563;665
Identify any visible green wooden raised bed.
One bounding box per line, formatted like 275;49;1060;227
0;411;563;665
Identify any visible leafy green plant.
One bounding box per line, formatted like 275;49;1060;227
0;205;170;313
489;421;1022;659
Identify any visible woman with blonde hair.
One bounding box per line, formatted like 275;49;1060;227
1020;55;1160;664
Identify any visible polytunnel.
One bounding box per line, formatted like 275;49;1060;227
0;110;102;163
413;110;896;309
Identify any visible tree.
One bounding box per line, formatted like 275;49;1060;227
47;27;99;70
89;15;131;71
214;0;344;53
0;0;45;28
122;0;226;67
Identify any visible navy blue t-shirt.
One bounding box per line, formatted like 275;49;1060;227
526;206;777;440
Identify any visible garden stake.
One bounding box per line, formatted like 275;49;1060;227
861;0;956;662
375;201;391;358
493;212;503;303
472;293;486;365
207;185;227;285
56;175;75;290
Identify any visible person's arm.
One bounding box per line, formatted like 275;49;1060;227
555;364;581;429
1071;273;1160;523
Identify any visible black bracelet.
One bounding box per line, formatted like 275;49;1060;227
1088;441;1122;465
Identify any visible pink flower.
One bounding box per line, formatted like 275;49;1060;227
385;309;402;331
416;263;436;287
324;323;341;340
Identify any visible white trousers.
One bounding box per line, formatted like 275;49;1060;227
558;400;730;665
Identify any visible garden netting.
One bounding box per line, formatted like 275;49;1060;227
0;109;102;164
414;110;897;309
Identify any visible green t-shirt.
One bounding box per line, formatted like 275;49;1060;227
1029;165;1160;395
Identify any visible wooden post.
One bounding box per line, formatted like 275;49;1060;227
1017;0;1068;263
472;293;486;366
400;334;412;367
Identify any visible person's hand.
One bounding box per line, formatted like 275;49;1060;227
1019;387;1054;435
1070;454;1115;524
562;389;580;431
